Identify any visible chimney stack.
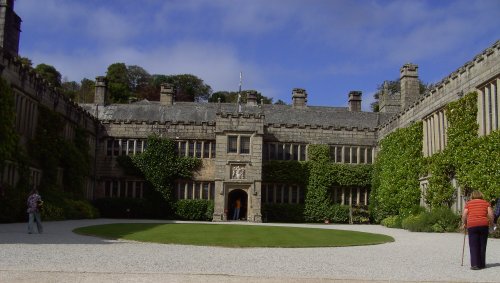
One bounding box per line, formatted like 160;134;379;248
94;76;108;105
400;63;419;110
0;0;21;56
348;91;362;112
160;83;175;105
292;88;307;108
247;90;258;106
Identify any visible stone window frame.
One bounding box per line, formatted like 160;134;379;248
106;138;146;157
175;181;215;200
422;108;448;157
477;76;499;136
261;183;305;204
176;140;216;159
331;186;370;206
263;143;307;161
227;135;251;155
104;179;144;198
329;145;374;164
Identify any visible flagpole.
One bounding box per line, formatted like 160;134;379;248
237;71;242;112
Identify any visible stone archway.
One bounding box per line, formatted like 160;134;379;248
228;189;248;221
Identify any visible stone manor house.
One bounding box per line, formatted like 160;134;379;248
1;0;499;221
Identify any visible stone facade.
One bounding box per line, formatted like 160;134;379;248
1;0;499;221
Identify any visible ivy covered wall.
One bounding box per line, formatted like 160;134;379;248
372;92;500;222
370;122;424;222
428;92;500;202
0;77;18;168
261;145;372;223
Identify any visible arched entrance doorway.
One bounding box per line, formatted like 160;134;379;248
228;189;248;221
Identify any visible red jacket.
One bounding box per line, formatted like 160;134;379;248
465;199;490;228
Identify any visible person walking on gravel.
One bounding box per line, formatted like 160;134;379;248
27;188;43;234
462;190;494;270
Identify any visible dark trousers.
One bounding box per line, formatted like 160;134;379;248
468;226;489;268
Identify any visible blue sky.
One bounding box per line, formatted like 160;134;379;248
15;0;500;110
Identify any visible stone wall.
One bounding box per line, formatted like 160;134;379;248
378;41;500;140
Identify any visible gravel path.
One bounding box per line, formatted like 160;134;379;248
1;219;499;282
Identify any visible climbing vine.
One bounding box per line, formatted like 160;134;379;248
0;77;18;167
262;160;308;186
29;106;91;196
445;92;500;200
370;122;424;222
304;144;372;222
131;135;201;202
374;92;500;219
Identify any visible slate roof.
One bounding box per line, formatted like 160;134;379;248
80;100;392;130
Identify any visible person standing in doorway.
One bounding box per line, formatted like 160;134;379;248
461;190;494;270
233;198;241;220
27;188;43;234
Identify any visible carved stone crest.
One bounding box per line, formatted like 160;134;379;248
231;165;245;179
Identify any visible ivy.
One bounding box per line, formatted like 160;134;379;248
374;92;500;217
370;122;424;222
29;106;65;190
262;160;308;186
427;92;500;203
131;135;201;202
445;92;500;199
29;106;91;197
304;144;372;222
0;77;18;167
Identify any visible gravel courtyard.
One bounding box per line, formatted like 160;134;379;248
1;219;499;282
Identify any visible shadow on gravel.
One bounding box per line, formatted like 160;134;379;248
485;263;500;269
0;219;169;245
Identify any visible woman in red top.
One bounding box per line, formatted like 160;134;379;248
461;190;494;270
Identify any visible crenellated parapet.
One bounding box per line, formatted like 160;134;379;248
377;40;500;140
0;47;99;136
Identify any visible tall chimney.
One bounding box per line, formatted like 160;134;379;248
0;0;21;56
247;90;258;106
348;91;362;112
94;76;108;105
400;63;419;110
292;88;307;108
160;83;175;105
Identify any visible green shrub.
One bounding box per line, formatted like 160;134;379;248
351;205;371;224
402;207;459;232
325;204;350;223
402;214;428;232
63;199;99;219
175;199;213;221
262;203;305;223
381;215;403;228
41;202;65;221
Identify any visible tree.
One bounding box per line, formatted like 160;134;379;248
127;65;152;99
370;79;432;112
35;63;62;88
274;99;287;105
18;56;32;67
61;77;80;100
208;90;273;104
209;91;238;103
79;78;95;103
106;63;132;103
163;74;212;102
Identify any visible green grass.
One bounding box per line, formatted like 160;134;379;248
73;223;394;248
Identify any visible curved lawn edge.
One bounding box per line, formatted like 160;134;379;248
73;223;394;248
